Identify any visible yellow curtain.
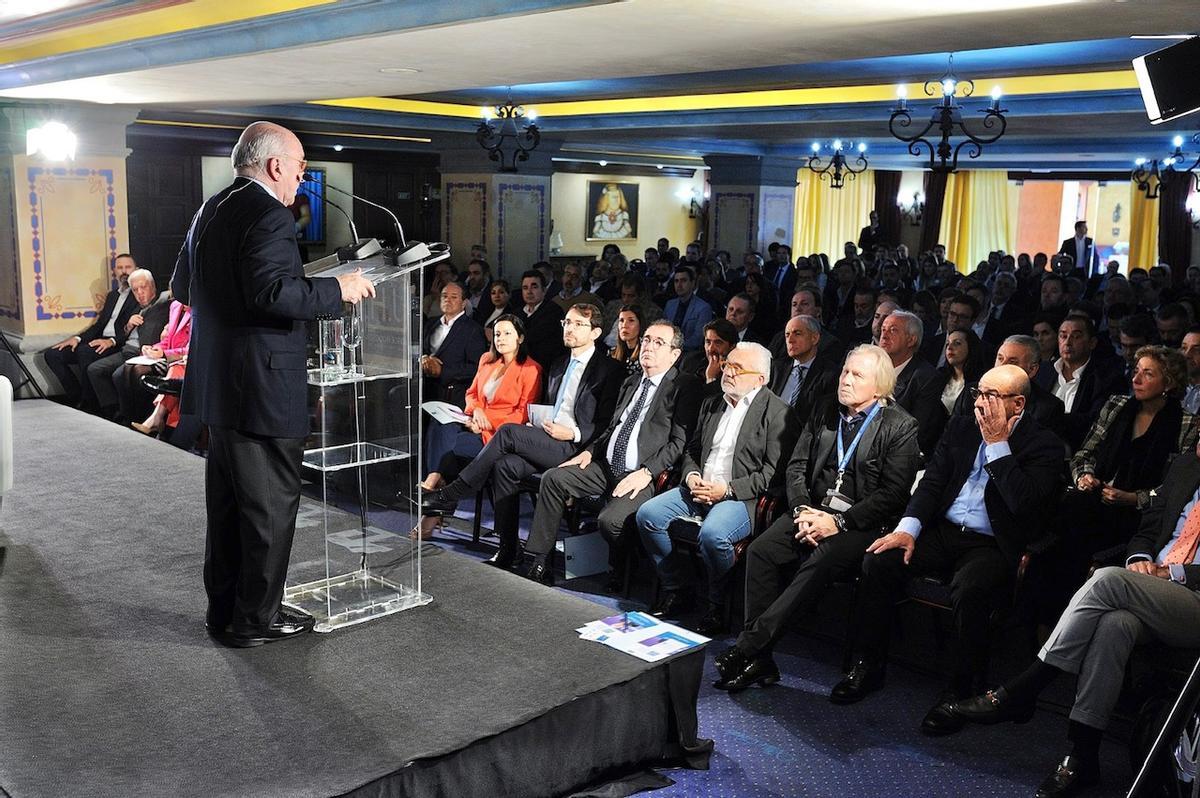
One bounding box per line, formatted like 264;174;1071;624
937;170;1012;271
793;167;875;258
1128;179;1159;269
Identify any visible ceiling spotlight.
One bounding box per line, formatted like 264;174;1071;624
599;160;608;167
26;121;76;161
656;164;663;169
333;144;344;152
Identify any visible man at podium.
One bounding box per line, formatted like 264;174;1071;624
171;121;375;648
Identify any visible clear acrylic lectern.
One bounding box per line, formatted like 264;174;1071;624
283;245;446;631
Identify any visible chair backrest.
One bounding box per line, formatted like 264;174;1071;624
0;376;11;497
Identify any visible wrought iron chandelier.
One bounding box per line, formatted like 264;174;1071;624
1132;133;1200;199
888;54;1007;174
806;140;868;189
476;96;540;173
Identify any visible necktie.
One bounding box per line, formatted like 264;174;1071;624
1164;501;1200;566
610;377;652;475
1185;385;1200;415
552;358;579;419
673;299;688;328
788;364;807;406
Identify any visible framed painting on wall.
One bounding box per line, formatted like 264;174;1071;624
586;180;638;241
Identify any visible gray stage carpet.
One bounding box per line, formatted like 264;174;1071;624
0;401;685;797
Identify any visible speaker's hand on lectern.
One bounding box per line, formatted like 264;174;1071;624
337;269;376;304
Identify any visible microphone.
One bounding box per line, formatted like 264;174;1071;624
316;176;406;248
300;183;358;243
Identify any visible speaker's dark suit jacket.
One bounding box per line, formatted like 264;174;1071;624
787;402;919;536
769;354;839;428
79;287;143;348
681;387;797;535
171;176;341;439
588;367;703;477
543;347;625;448
520;300;567;369
1033;355;1127;451
905;414;1065;564
422;314;487;408
1128;450;1200;589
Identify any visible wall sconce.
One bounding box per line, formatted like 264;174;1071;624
675;187;704;218
26;121;76;161
897;190;925;226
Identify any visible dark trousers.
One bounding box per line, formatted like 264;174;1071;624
113;361;157;422
736;514;874;658
456;423;574;546
43;342;110;408
853;519;1010;692
204;426;304;633
525;459;655;569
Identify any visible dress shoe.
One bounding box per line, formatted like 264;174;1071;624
692;607;726;637
715;656;781;693
1035;756;1099;798
131;420;162;436
920;690;967;736
713;646;750;682
526;561;555;586
650;590;694;619
423;481;472;514
952;686;1036;726
421;491;458;515
484;542;520;570
221;612;314;648
830;660;886;705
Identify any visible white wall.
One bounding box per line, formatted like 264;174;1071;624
200;157;354;259
550;170;705;258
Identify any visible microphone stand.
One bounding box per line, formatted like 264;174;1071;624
318;178;406;248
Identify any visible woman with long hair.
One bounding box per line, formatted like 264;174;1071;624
473;278;512;327
611;304;646;377
414;314;542;538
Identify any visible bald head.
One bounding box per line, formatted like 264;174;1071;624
975;364;1030;424
231;121;305;205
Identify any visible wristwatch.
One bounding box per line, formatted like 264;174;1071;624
833;513;847;534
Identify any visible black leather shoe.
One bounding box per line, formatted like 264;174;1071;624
484;541;520;570
692;608;726;636
423;481;473;513
1035;756;1099;798
920;691;967;736
650;590;694;619
830;660;886;704
526;561;554;586
715;656;781;693
952;686;1036;726
222;613;314;648
714;646;750;682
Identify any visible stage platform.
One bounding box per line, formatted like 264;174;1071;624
0;401;708;798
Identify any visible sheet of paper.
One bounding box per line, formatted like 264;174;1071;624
527;403;555;427
125;355;164;366
420;401;470;425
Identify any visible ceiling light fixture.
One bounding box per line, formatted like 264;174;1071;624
1132;132;1200;198
26;121;76;161
888;53;1008;173
806;140;868;189
476;93;540;173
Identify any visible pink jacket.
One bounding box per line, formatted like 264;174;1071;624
158;301;192;359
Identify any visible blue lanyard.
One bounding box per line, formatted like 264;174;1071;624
836;403;881;475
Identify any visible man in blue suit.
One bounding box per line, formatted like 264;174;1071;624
172;121;375;648
663;266;714;351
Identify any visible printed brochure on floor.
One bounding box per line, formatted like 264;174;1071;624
576;611;708;662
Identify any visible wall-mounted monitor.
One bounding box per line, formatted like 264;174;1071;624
1134;36;1200;125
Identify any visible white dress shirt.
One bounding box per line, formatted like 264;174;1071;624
605;370;665;472
553;345;596;439
702;387;762;486
429;310;464;352
1053;357;1090;413
101;288;131;339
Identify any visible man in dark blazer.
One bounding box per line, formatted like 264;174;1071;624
1059;220;1100;278
715;345;920;691
172;121;374;648
425;302;623;568
516;269;566;368
765;245;797;317
523;320;702;587
420;280;486;410
857;210;884;256
636;342;797;633
43;253;143;410
770;314;838;428
952;334;1067;445
1033;315;1126;451
835;365;1064;736
879;309;942;458
663;266;715;351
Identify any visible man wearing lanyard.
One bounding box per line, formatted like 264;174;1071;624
715;345;920;692
834;364;1064;736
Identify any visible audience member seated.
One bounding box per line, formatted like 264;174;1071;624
952;439;1200;798
127;299;192;435
922;329;989;453
680;319;738;390
741;273;776;342
611;304;646;378
1041;346;1197;618
878;310;941;459
472;278;512;328
86;268;170;419
415;314;542;538
420;281;488;415
1116;313;1159;381
1183;326;1200;414
1156;302;1190;350
603;273;662;348
44;254;143;412
551;261;602;312
422;261;457;318
522;321;702;587
517;269;567;368
769;315;838;427
636;342;795;633
714;345;919;692
951;335;1067;443
870;299;898;347
769;285;845;363
422;303;621;567
663;266;714;352
462;258;493;316
837;287;877;347
724;293;762;344
1035;315;1126;451
835;365;1064;737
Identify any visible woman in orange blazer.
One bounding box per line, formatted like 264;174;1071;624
415;313;541;538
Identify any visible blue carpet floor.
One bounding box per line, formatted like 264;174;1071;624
338;491;1134;798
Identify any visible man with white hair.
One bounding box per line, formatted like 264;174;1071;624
715;345;920;691
636;341;796;634
834;364;1065;738
878;309;941;456
172;121;375;648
